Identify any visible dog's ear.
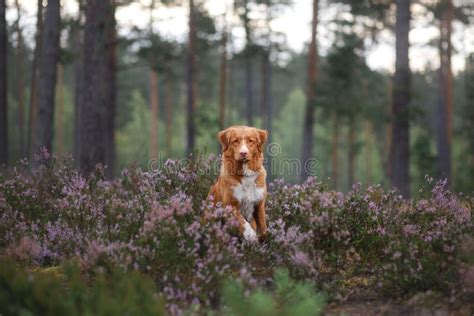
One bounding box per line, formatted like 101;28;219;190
218;129;230;152
256;129;268;153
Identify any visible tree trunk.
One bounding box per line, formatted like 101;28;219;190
386;79;393;182
266;54;272;141
55;63;64;156
348;117;356;187
14;0;25;157
260;51;271;133
27;0;43;158
365;120;373;183
465;54;474;183
390;0;411;197
0;0;7;166
301;0;318;181
150;69;159;158
165;78;173;156
104;2;116;178
331;113;339;189
436;0;453;185
262;51;272;141
34;0;61;155
260;51;265;122
219;30;227;131
186;0;197;156
73;1;83;164
79;0;111;173
243;0;253;126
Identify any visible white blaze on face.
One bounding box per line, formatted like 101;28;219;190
239;141;249;156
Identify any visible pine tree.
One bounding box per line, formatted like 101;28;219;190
34;0;61;154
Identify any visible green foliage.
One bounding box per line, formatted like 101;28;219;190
412;129;438;189
221;269;326;316
0;260;167;316
116;90;151;168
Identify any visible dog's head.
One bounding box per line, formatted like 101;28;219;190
218;126;268;164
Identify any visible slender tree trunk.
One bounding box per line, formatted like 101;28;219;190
34;0;61;155
465;54;474;182
260;51;266;123
301;0;318;181
243;0;253;126
331;113;339;189
259;50;273;144
0;0;7;166
386;79;393;181
104;2;116;178
27;0;43;158
390;0;411;197
265;53;272;142
150;69;159;158
365;120;373;183
348;117;356;187
14;0;25;157
219;30;227;131
165;78;173;156
55;63;64;156
79;0;111;173
186;0;197;156
260;50;272;133
73;1;83;164
436;0;453;185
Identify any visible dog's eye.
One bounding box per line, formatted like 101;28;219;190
248;139;254;143
232;139;239;144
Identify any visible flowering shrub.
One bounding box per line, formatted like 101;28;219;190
265;177;472;296
0;152;472;313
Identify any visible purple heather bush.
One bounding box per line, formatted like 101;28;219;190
0;151;472;313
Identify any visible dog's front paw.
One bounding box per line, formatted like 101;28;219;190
243;221;257;242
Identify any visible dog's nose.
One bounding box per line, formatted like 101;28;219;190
240;152;248;158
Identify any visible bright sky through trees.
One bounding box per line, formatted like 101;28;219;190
7;0;473;73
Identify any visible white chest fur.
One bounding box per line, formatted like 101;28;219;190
232;165;265;222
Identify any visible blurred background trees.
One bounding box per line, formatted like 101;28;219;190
0;0;473;195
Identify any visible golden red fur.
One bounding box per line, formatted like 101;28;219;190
208;126;268;242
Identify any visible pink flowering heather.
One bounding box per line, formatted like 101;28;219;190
0;153;472;312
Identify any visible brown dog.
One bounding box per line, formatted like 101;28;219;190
208;126;268;242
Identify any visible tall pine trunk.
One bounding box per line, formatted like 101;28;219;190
301;0;318;181
219;30;227;131
262;51;272;140
55;63;64;156
243;0;253;126
104;2;116;178
0;0;7;166
386;79;393;182
14;0;25;157
73;5;83;164
186;0;197;156
331;113;339;189
27;0;43;158
465;54;474;182
149;69;159;158
348;117;356;187
436;0;453;185
165;78;173;156
34;0;61;154
365;120;373;183
390;0;411;197
79;0;111;173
